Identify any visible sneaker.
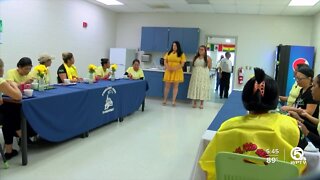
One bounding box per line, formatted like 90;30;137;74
4;149;18;160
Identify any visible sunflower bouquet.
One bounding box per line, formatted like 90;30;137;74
110;64;118;73
88;64;97;74
34;64;48;78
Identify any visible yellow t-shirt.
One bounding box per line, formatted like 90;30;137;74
95;66;110;78
288;82;301;106
126;67;144;80
199;113;306;180
31;67;51;84
6;68;32;83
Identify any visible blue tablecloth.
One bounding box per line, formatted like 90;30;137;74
21;79;146;142
207;91;247;131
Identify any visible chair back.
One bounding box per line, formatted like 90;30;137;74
216;152;299;180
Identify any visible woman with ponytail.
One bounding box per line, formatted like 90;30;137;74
199;68;306;180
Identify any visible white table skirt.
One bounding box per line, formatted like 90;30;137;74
190;130;320;180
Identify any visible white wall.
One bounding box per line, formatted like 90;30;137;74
115;13;313;89
312;13;320;75
0;0;117;82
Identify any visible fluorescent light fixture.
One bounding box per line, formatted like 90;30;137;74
96;0;123;5
289;0;319;6
225;39;231;43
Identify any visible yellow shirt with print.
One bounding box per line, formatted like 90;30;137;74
96;66;110;78
6;68;32;83
126;67;144;80
199;113;306;180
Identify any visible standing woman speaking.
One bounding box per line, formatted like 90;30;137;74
163;41;186;106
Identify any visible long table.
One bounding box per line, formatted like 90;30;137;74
6;79;147;165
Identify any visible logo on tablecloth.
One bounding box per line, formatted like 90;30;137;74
102;87;117;114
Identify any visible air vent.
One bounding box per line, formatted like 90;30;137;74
147;3;170;9
185;0;210;4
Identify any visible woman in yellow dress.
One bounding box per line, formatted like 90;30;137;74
163;41;186;106
199;68;306;180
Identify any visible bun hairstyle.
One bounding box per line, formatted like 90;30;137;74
62;52;73;63
101;58;109;66
17;57;33;68
242;68;279;113
297;66;314;79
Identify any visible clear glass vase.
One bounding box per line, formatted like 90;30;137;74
38;77;45;91
88;73;94;84
111;71;115;81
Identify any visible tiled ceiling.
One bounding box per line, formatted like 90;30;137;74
87;0;320;16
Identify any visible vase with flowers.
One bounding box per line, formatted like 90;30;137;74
34;64;48;91
110;64;117;81
88;64;97;83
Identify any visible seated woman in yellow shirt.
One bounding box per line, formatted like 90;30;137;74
199;68;306;180
6;57;34;85
96;58;111;80
2;57;33;160
57;52;81;83
125;59;144;80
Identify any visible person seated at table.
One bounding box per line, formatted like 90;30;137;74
95;58;111;80
6;57;34;85
31;54;54;84
2;58;35;160
125;59;144;80
0;59;22;160
281;67;319;135
290;74;320;150
57;52;81;83
279;63;309;106
0;58;22;103
199;68;306;180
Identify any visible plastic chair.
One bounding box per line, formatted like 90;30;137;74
216;152;299;180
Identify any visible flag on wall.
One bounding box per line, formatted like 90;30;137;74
207;43;236;52
222;44;235;52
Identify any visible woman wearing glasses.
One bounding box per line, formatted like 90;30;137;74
282;67;319;135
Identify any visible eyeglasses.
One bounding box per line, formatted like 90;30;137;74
295;77;308;81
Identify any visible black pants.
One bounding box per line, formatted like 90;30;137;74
215;70;220;90
219;72;231;98
1;102;36;145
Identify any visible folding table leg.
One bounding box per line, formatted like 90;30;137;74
21;112;28;165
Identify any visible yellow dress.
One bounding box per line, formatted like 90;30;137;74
199;113;306;180
163;52;186;83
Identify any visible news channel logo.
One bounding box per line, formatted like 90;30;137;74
290;147;307;165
